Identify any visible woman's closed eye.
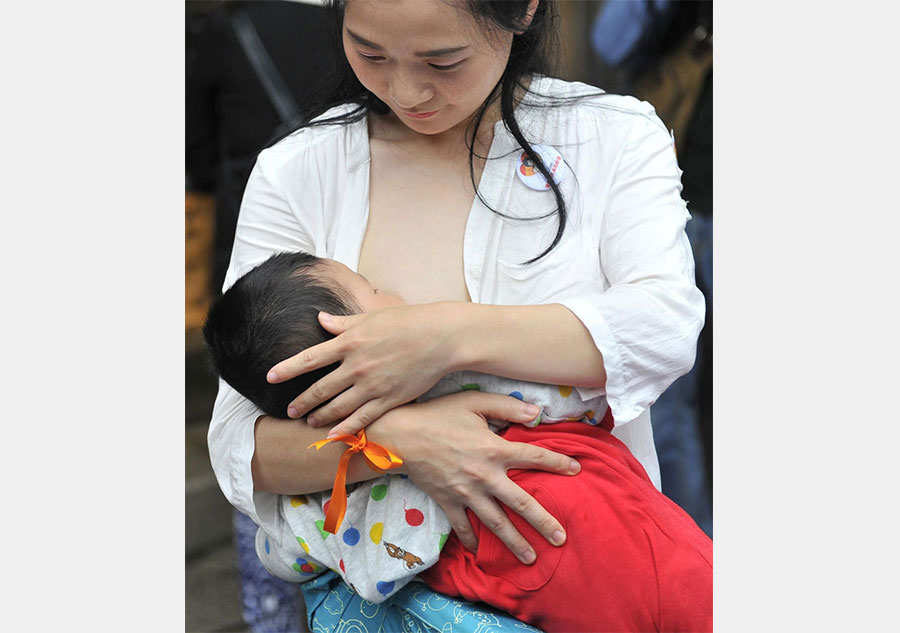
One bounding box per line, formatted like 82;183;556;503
428;60;465;72
357;52;385;63
356;51;464;73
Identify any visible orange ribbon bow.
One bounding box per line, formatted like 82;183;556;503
308;430;404;534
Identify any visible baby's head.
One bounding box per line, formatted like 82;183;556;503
203;251;403;418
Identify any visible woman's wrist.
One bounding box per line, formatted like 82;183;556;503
363;404;425;476
252;414;392;494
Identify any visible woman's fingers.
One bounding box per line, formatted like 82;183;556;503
285;368;354;419
491;477;568;547
459;391;543;425
372;394;576;564
267;337;344;385
318;384;519;432
441;504;479;553
503;440;581;476
301;381;361;426
465;492;536;565
307;383;389;429
326;399;388;438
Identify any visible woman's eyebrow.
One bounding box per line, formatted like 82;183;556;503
414;45;469;58
345;28;468;57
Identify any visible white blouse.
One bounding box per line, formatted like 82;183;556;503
207;77;705;534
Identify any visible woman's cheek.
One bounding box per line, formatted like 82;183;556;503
352;65;387;102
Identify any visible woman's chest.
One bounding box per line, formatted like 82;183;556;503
351;126;611;307
358;144;480;304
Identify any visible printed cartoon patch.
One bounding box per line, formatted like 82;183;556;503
384;541;426;570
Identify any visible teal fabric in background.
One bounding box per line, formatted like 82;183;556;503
302;571;544;633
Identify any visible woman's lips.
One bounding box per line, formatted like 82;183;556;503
403;109;439;119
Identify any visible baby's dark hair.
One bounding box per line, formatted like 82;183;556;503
203;251;359;418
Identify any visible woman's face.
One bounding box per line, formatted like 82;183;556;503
342;0;515;136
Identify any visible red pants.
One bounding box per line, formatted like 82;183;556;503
421;421;712;632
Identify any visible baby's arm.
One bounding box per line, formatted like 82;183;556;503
260;475;451;603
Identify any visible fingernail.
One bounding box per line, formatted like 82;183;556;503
267;370;278;383
326;429;338;439
306;414;317;425
288;406;299;418
521;550;536;564
569;459;581;474
551;530;566;546
523;404;540;416
319;312;332;323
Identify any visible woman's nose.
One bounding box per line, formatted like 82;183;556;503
388;69;433;110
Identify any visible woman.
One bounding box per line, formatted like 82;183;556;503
208;0;705;630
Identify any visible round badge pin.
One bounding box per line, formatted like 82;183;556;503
516;144;564;191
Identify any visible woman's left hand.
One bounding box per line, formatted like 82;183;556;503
267;302;463;435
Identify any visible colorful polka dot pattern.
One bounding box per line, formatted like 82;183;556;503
396;499;423;527
277;372;609;602
292;557;322;575
376;580;395;596
343;524;361;546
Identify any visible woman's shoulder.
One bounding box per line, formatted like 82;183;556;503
255;103;369;174
526;76;668;133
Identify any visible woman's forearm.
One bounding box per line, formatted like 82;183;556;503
251;415;402;494
445;302;606;388
265;301;607;438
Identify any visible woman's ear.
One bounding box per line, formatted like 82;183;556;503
515;0;540;34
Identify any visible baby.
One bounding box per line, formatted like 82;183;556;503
204;251;712;633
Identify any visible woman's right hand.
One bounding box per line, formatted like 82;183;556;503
368;391;582;565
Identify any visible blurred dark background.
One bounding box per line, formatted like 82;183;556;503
185;1;711;631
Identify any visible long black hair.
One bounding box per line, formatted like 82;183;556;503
272;0;574;264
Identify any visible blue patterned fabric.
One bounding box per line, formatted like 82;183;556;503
235;508;541;632
300;570;544;633
234;509;305;633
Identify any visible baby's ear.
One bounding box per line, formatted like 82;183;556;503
317;311;361;335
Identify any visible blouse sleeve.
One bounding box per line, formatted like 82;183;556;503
206;145;321;535
558;111;706;424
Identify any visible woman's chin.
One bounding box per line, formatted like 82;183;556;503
397;113;449;135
